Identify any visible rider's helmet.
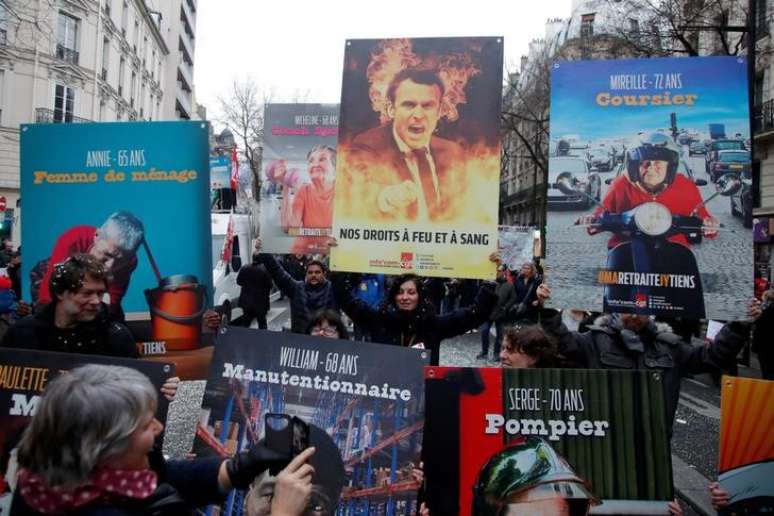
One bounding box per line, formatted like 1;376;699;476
471;436;599;516
624;132;680;190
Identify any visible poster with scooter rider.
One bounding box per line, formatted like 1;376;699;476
546;56;752;320
21;121;213;349
259;103;339;255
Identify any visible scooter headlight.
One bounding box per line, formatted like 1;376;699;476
633;202;672;236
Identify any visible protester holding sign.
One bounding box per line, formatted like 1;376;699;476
11;364;313;515
254;239;337;333
333;271;497;365
1;254;179;400
3;254;137;357
535;284;751;432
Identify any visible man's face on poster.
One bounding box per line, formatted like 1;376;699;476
90;233;131;271
246;473;331;516
388;79;442;150
502;496;574;516
639;159;668;189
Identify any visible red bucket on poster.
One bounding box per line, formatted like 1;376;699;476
145;274;207;351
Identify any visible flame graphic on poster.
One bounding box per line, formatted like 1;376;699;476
366;39;481;125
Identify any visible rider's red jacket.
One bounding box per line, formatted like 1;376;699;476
37;225;137;314
592;174;713;249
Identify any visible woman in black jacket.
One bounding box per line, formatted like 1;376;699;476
11;364;315;516
334;273;497;365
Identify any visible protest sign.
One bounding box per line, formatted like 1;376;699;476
210;155;233;210
331;37;503;279
21;121;212;349
498;226;537;270
546;56;752;319
0;349;173;514
194;327;428;514
719;375;774;512
259;104;339;254
423;367;673;515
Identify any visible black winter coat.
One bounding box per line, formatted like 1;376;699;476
11;455;225;515
334;278;497;365
1;303;137;357
542;311;748;431
236;262;273;314
259;254;337;333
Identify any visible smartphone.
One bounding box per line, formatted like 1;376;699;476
265;413;310;460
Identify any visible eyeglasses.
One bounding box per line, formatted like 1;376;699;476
311;325;338;337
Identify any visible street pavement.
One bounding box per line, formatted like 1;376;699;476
163;298;760;515
546;154;752;322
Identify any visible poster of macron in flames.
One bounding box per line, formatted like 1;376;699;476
331;37;503;279
546;56;752;320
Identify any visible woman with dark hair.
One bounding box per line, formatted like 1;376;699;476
333;272;497;365
499;324;564;369
306;309;349;340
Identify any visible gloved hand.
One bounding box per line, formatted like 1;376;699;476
225;441;291;490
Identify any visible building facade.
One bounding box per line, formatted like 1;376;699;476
0;0;171;240
153;0;198;120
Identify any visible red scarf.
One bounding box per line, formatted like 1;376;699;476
17;467;158;514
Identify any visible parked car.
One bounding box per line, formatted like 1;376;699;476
548;156;601;209
587;148;613;171
709;149;750;182
730;168;753;228
689;141;706;155
705;139;745;172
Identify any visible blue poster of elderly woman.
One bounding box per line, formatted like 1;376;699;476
546;56;752;320
20;121;212;323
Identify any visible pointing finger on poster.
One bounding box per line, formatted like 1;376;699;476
254;237;262;253
489;251;502;264
378;181;419;212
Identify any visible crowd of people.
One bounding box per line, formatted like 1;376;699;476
0;232;769;515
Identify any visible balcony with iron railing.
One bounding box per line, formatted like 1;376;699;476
754;99;774;136
56;44;79;65
181;0;196;32
178;56;193;91
35;108;91;124
179;31;194;64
